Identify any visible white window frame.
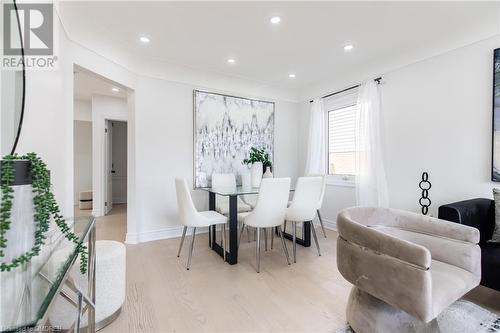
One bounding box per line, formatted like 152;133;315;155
323;88;358;188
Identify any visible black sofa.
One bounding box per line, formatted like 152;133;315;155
438;198;500;292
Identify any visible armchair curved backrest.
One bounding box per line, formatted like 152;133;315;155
438;198;495;243
337;207;480;323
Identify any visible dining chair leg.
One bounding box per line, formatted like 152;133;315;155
220;225;224;247
271;228;274;249
310;221;322;256
247;225;251;242
292;222;297;263
187;227;196;270
264;228;268;251
177;226;187;257
283;221;287;234
256;227;261;273
239;223;245;247
278;227;291;265
222;224;227;262
317;210;327;238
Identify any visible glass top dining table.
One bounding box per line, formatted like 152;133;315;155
198;186;294;196
198;185;308;266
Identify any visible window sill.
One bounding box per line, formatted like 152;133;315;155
325;175;355;188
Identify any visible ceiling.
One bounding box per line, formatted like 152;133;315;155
60;1;500;98
74;68;128;102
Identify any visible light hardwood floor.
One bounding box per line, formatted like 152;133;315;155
83;206;500;332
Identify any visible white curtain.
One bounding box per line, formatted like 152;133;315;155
355;81;389;207
304;98;326;175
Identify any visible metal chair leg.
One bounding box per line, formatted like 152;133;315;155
317;210;327;238
256;227;261;273
222;224;227;262
247;225;251;242
310;221;321;256
239;223;245;247
293;222;297;263
187;227;196;270
271;227;274;249
220;224;223;246
177;226;187;257
264;228;268;251
283;221;287;234
279;227;291;265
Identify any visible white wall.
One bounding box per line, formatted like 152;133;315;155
1;70;23;156
130;76;301;242
301;35;500;224
16;22;74;217
381;36;500;215
73;120;92;204
16;12;301;243
112;121;127;204
74;99;92;121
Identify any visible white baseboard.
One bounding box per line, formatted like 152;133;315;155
125;225;209;244
124;219;337;245
321;218;337;231
112;199;127;205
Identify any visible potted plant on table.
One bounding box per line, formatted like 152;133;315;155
243;147;272;187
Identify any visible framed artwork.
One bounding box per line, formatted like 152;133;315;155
193;90;274;188
493;48;500;181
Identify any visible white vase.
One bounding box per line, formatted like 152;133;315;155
250;162;263;188
241;172;252;189
263;166;273;179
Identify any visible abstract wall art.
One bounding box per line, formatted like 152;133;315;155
492;48;500;181
193;90;274;188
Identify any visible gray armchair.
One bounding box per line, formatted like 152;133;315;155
337;207;481;333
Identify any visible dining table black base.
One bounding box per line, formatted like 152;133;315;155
280;222;311;247
208;192;239;265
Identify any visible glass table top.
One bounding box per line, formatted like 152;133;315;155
0;215;95;332
198;186;295;196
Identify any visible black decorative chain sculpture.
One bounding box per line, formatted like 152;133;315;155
419;172;432;215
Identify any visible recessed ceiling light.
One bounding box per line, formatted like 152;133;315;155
112;87;120;92
288;73;296;78
270;16;281;24
344;44;354;51
139;36;150;44
227;58;236;64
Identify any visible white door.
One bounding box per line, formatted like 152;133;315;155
104;120;113;214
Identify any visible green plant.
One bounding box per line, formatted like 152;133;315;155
242;147;272;169
0;153;87;274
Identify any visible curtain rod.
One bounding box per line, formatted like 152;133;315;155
309;77;382;103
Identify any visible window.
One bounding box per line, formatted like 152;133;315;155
328;105;356;175
325;88;358;176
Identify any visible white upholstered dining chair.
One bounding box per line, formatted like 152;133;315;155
237;178;291;273
212;173;252;214
285;176;323;262
175;178;228;270
315;175;327;238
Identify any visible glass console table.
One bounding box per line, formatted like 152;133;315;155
0;215;96;332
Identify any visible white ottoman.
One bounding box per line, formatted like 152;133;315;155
79;191;93;210
49;240;126;330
